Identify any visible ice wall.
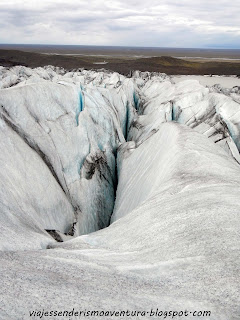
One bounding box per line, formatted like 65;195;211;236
0;67;138;250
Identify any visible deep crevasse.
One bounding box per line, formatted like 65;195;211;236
0;66;239;250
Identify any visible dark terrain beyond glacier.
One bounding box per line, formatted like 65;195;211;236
0;66;240;320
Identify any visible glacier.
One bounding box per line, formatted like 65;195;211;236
0;66;240;319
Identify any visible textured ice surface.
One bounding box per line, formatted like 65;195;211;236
0;66;240;319
172;74;240;88
130;77;240;162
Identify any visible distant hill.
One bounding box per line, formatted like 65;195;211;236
0;49;240;75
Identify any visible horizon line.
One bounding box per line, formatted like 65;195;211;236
0;43;240;50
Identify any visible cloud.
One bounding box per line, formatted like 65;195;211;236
0;0;239;48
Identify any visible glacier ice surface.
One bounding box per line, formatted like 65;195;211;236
0;66;240;319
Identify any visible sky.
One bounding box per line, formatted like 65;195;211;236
0;0;240;48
